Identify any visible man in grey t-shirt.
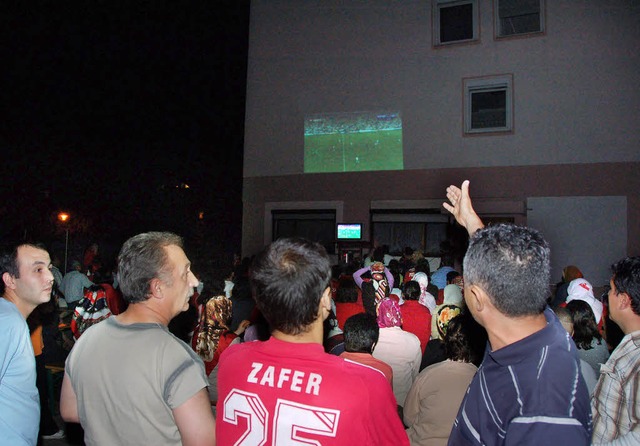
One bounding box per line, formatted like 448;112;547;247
60;232;215;445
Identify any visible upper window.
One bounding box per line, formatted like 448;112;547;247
463;75;513;134
433;0;479;46
495;0;544;38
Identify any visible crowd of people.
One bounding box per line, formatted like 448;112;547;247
1;180;639;445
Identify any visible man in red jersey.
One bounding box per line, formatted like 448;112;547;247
217;237;409;445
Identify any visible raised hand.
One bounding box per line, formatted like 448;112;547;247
443;180;484;236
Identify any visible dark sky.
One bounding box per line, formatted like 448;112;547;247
1;2;250;259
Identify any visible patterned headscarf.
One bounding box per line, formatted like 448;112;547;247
413;272;436;313
376;298;403;328
195;295;233;362
436;304;462;339
370;261;388;305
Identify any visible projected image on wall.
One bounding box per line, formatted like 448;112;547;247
304;111;403;173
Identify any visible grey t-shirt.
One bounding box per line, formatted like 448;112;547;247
66;317;209;445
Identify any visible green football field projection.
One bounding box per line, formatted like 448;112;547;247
304;111;403;173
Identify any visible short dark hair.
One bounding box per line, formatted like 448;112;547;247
611;256;640;316
343;313;379;353
117;232;184;303
403;280;421;301
335;284;359;303
250;237;331;335
566;300;602;349
443;312;485;365
463;224;550;317
0;243;46;295
414;258;431;275
446;271;461;284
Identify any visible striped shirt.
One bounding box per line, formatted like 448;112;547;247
591;330;640;445
448;308;592;445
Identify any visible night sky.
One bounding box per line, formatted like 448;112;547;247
1;2;250;265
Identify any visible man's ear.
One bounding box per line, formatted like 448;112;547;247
618;292;632;310
2;272;16;290
319;287;332;319
466;284;486;313
149;278;164;299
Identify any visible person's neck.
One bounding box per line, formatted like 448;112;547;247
116;301;170;326
2;292;34;319
619;316;640;337
485;312;548;351
272;319;324;344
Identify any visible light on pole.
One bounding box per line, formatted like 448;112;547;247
58;212;70;273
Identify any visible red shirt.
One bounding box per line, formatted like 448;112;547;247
335;301;365;330
400;300;432;353
217;337;409;445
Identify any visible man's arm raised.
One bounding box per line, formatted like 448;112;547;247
443;180;484;236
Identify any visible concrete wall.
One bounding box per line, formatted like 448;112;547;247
241;1;640;279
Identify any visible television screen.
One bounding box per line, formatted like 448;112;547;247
337;223;362;240
304;110;403;173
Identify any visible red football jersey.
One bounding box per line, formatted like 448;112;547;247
217;337;409;445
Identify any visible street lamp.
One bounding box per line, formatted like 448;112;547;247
58;212;70;273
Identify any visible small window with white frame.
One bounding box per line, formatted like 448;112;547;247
463;74;513;134
433;0;479;46
495;0;544;38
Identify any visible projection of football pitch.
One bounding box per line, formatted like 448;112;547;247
304;111;404;173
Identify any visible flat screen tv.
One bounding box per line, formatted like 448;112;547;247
336;223;362;241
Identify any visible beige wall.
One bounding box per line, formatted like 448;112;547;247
242;162;640;259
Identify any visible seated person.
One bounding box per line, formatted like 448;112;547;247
566;299;609;374
399;280;432;353
192;292;249;404
340;312;393;386
372;298;422;409
404;314;483;446
333;277;365;329
412;272;436;314
554;307;598;394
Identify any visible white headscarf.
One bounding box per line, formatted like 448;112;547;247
412;272;436;313
443;284;464;307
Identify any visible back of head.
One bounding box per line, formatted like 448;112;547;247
414;258;431;275
443;312;485;365
335;284;359;303
566;299;600;349
463;224;550;317
343;312;379;353
611;256;640;316
250;237;331;336
403;280;421;300
443;284;464;306
117;232;183;303
376;298;403;328
554;306;574;334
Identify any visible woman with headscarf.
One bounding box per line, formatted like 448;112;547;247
431;284;465;340
192;293;249;404
372;298;422;410
413;272;437;314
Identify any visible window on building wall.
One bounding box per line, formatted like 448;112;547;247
463;74;513;134
495;0;544;38
433;0;479;46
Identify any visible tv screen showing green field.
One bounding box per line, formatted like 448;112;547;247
304;111;403;173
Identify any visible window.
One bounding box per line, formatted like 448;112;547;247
463;74;513;134
433;0;479;46
495;0;544;38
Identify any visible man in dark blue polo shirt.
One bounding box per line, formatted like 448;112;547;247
443;180;591;446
